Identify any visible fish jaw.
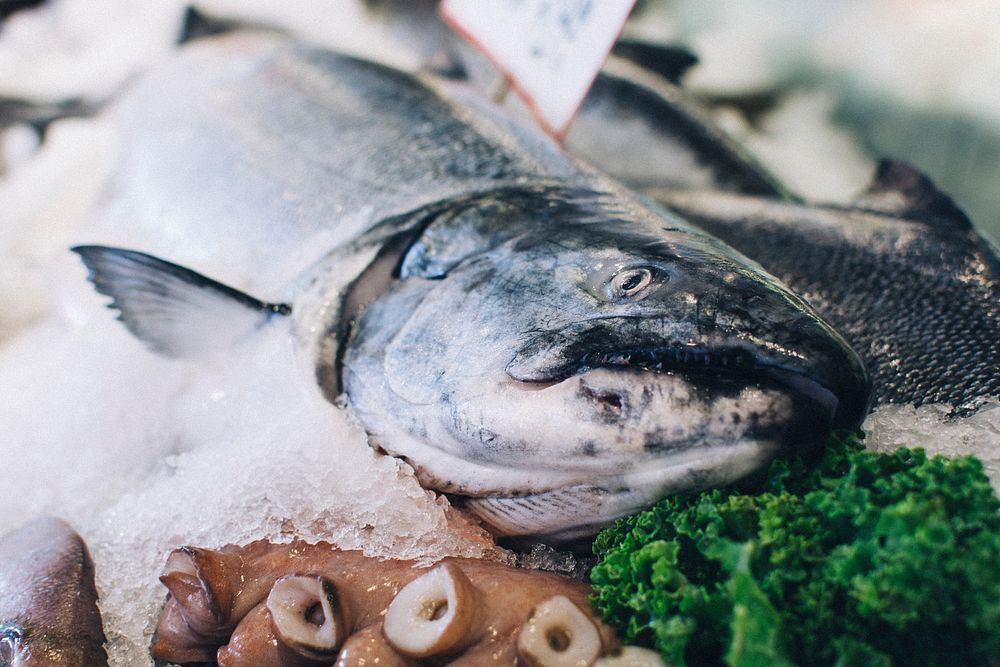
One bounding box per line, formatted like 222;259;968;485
505;311;871;433
349;363;825;538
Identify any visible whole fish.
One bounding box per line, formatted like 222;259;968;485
72;33;869;541
564;55;1000;416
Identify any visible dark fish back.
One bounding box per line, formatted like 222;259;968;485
661;166;1000;413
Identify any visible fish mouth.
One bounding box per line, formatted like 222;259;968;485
581;346;840;422
578;345;755;375
507;331;870;432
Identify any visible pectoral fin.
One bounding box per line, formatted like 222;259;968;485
72;245;290;358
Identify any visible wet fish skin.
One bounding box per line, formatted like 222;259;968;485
83;32;581;294
566;55;792;199
0;517;108;667
72;34;870;540
652;162;1000;414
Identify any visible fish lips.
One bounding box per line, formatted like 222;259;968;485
505;317;871;433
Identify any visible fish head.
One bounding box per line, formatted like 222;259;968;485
342;186;871;541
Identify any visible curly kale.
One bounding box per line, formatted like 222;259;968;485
590;433;1000;666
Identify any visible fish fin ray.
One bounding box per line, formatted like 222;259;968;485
463;486;612;539
853;160;973;231
71;245;290;358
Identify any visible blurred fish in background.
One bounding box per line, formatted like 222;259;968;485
623;0;1000;244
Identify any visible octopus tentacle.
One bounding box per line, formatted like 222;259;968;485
150;597;218;664
152;541;664;666
334;624;414;667
158;545;277;637
216;603;275;666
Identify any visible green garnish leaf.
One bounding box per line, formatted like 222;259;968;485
725;544;795;667
590;432;1000;666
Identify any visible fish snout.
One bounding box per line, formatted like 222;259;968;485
700;272;873;431
507;310;871;441
760;314;872;431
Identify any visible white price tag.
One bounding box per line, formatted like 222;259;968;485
441;0;636;139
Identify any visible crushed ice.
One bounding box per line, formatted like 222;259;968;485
865;402;1000;489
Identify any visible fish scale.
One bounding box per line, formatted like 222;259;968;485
658;178;1000;414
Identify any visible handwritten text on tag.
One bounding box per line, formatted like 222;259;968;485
441;0;637;139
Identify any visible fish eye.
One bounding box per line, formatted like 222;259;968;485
609;266;657;300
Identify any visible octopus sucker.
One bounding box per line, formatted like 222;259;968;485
151;541;665;666
381;562;479;658
0;517;108;666
216;574;349;666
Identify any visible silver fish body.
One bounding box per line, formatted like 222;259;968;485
74;34;870;540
